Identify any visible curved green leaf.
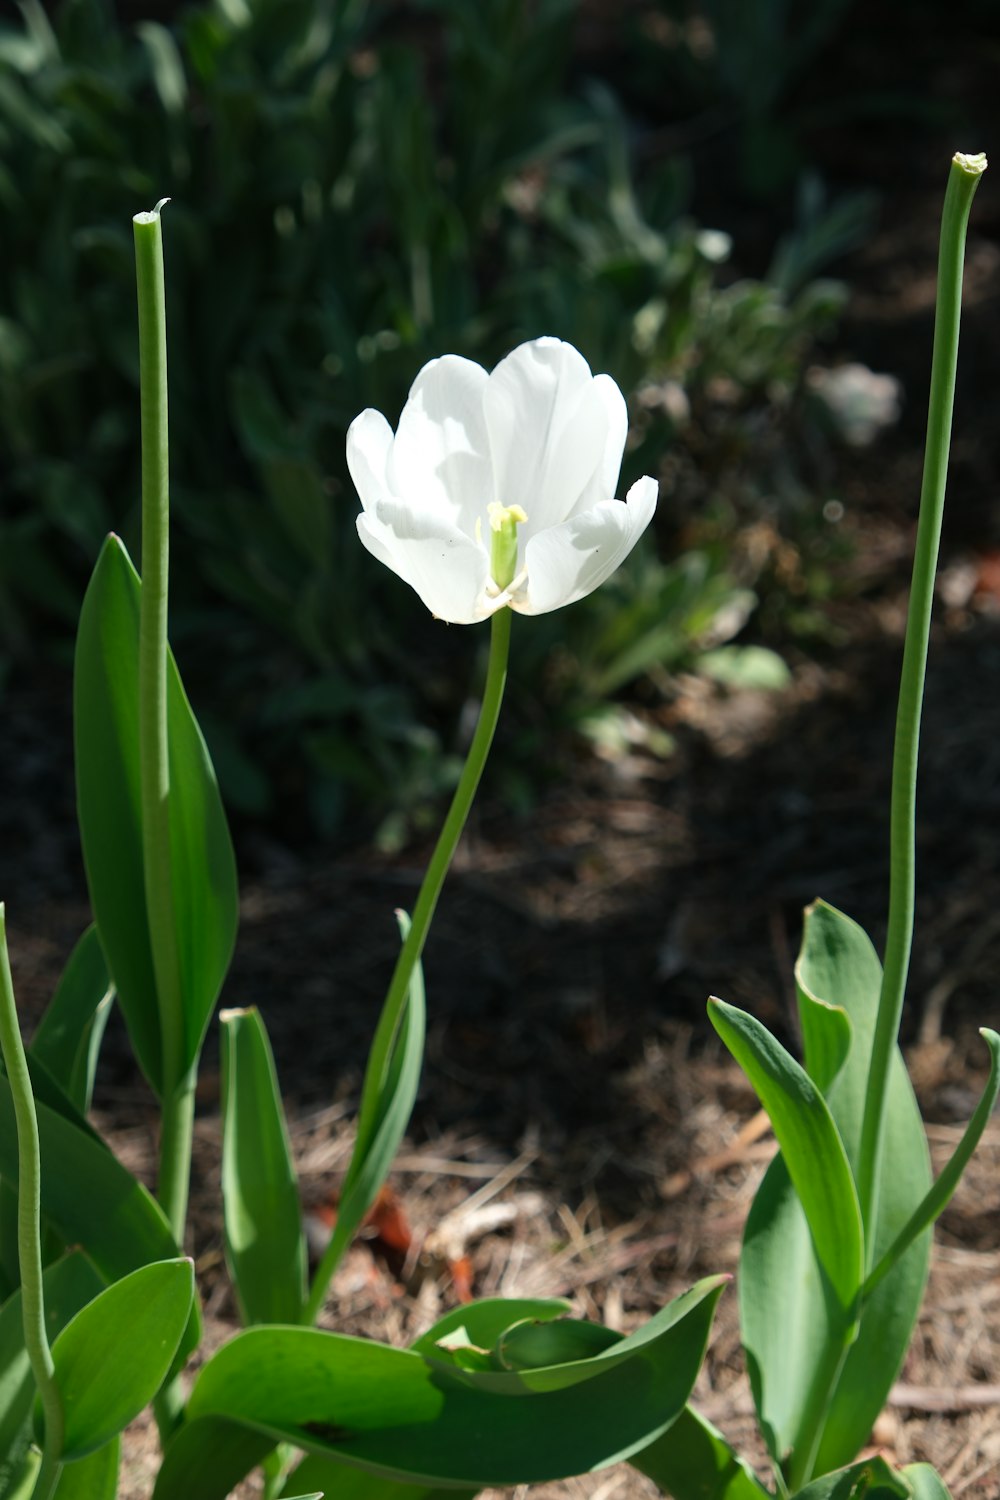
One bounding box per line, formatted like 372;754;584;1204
900;1464;952;1499
795;900;860;1095
282;1453;471;1500
793;1454;910;1498
799;904;931;1478
52;1438;121;1500
40;1259;194;1460
409;1296;572;1359
74;534;238;1095
152;1418;275;1500
30;926;112;1114
738;902;932;1483
156;1277;724;1497
631;1405;771;1499
221;1007;306;1326
708;996;863;1310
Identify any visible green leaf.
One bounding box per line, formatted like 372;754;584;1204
631;1404;772;1499
0;1253;103;1493
900;1465;952;1499
409;1297;572;1359
798;904;931;1478
282;1453;470;1500
152;1418;276;1500
0;1077;201;1366
793;1455;910;1498
52;1438;121;1500
220;1007;306;1326
74;535;238;1095
495;1316;620;1370
155;1277;724;1497
39;1259;194;1460
708;996;863;1310
30;926;112;1114
738;903;932;1483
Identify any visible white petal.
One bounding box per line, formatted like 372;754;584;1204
514;475;658;616
386;354;492;537
483;338;614;534
358;497;498;624
346;409;394;513
567;373;628;517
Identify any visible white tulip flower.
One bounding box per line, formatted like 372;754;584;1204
347;337;658;623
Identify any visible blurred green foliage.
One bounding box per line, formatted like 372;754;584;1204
0;0;860;839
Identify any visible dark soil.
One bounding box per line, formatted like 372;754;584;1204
3;30;1000;1500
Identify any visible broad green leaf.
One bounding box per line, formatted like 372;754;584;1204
793;1454;910;1498
157;1277;724;1496
283;1453;471;1500
798;904;931;1478
0;1253;103;1495
708;996;863;1309
900;1465;952;1499
741;1152;833;1467
39;1259;194;1460
409;1297;572;1359
308;912;425;1301
495;1315;620;1370
0;1079;200;1366
631;1405;771;1500
221;1007;306;1325
52;1438;121;1500
74;534;238;1095
739;903;932;1483
30;926;112;1113
153;1418;275;1500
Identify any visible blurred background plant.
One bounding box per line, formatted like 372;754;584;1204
0;0;898;844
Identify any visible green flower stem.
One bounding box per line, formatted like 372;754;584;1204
134;205;190;1243
0;909;64;1497
856;152;986;1254
305;606;512;1324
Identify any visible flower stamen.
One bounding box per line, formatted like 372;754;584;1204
487;503;528;592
